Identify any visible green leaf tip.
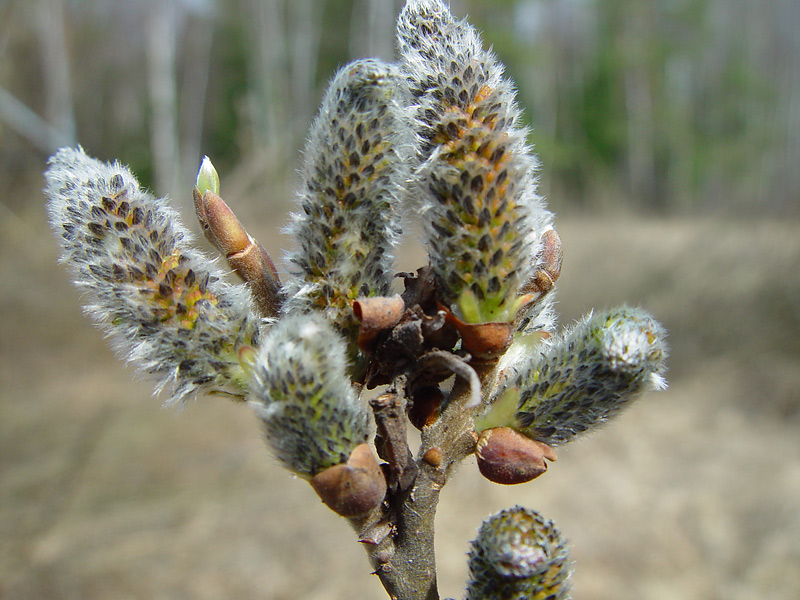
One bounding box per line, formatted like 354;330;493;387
195;155;220;196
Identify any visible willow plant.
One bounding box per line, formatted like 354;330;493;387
44;2;667;599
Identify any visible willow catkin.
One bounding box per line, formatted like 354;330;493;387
248;313;371;478
397;0;553;325
45;147;261;404
283;59;415;351
490;306;668;446
467;506;572;600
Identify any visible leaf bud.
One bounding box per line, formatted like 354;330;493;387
193;186;280;317
195;155;220;196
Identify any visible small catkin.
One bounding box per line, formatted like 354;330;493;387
492;306;668;446
44;147;261;404
248;313;371;478
283;59;414;349
466;506;572;600
397;0;553;325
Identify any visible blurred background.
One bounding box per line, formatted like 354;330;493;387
1;1;799;599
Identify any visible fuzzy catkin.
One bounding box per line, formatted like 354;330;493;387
494;306;668;446
283;59;413;347
467;506;571;600
248;313;371;478
45;147;261;404
397;0;553;324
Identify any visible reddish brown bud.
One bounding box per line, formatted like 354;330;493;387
309;443;387;517
476;427;557;485
539;228;563;282
193;187;213;243
422;447;443;468
227;240;282;317
439;303;513;359
195;189;250;256
353;295;405;351
194;188;281;317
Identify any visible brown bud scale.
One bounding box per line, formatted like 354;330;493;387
408;385;445;430
521;229;563;297
310;443;387;517
353;295;406;351
422;447;443;468
439;302;513;359
476;427;556;485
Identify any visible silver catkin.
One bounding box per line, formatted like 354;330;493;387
397;0;553;324
490;306;668;446
248;313;371;478
45;147;262;404
283;59;415;349
467;506;572;600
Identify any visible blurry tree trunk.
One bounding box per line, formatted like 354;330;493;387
623;64;656;206
664;55;696;213
179;15;214;199
242;0;322;147
620;5;658;209
0;87;71;153
349;0;398;61
243;0;287;155
224;0;286;206
225;0;289;206
288;0;322;138
783;35;800;210
146;1;180;200
757;0;800;211
230;0;324;206
33;0;76;149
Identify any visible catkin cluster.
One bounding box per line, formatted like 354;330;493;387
44;1;670;596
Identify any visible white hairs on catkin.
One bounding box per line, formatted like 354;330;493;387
45;147;262;404
283;59;416;348
396;0;554;324
492;306;668;446
248;313;371;477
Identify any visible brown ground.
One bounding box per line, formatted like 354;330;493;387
2;203;799;599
